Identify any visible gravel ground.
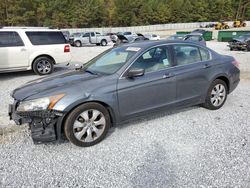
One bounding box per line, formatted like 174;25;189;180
0;41;250;187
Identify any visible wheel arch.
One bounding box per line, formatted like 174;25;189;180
32;54;56;66
58;100;116;138
100;39;107;45
74;40;82;46
214;75;230;93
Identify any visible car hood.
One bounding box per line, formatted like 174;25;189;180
12;70;100;101
232;38;245;43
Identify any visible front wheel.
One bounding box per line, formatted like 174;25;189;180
64;103;111;147
202;79;228;110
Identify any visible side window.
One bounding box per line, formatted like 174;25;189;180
91;32;95;37
174;45;201;65
130;46;172;73
83;33;90;37
0;32;24;47
25;32;66;45
200;48;210;61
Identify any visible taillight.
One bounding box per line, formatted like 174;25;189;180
232;60;240;69
64;45;70;53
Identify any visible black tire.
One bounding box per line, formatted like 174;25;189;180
75;40;82;47
96;43;101;46
64;102;111;147
101;39;107;46
202;79;228;110
32;56;54;75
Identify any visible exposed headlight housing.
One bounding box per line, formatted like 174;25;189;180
17;94;65;112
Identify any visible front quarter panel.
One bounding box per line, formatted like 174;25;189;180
53;74;120;122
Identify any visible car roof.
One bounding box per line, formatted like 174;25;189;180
120;40;206;49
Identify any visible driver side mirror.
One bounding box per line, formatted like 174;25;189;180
126;68;145;78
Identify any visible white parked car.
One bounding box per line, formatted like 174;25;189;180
69;32;111;47
144;34;161;40
0;28;71;75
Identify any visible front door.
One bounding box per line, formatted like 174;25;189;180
117;46;176;119
81;32;90;44
0;31;28;69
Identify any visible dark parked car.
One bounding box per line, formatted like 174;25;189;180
114;33;149;46
9;40;240;147
228;34;250;51
184;33;206;46
167;33;206;46
167;34;186;40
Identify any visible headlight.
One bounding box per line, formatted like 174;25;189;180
17;94;65;112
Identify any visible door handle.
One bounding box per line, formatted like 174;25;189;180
20;48;27;52
203;63;212;69
163;73;174;79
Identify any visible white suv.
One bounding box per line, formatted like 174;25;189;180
0;28;71;75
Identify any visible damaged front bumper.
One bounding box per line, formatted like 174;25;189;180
8;102;65;144
228;42;247;50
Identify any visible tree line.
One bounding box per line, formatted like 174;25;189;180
0;0;249;28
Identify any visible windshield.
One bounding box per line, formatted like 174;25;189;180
84;47;139;75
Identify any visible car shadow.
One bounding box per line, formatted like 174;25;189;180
108;105;200;134
39;105;201;147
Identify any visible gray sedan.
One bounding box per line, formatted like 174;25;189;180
9;40;240;147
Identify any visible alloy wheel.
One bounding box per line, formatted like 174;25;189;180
210;84;226;107
37;60;52;74
73;109;106;143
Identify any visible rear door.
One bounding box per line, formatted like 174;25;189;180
0;31;28;69
172;44;213;106
117;46;176;119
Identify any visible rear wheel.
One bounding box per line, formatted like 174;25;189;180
202;79;228;110
101;39;107;46
64;103;111;147
32;56;54;75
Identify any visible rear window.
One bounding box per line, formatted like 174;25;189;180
26;31;66;45
200;48;210;61
174;45;202;65
0;31;24;47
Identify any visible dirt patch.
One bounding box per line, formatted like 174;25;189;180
241;72;250;81
0;126;27;144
